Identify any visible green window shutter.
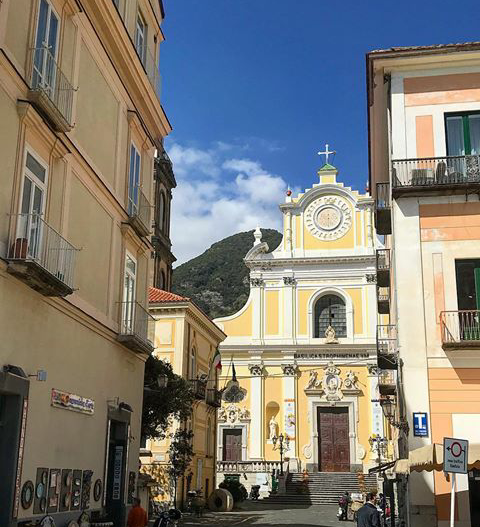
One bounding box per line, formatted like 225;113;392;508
474;267;480;311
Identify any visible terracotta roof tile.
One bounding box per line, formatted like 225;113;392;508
149;287;190;304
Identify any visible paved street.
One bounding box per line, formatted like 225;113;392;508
182;502;352;526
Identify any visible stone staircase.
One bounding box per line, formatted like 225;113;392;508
261;472;378;505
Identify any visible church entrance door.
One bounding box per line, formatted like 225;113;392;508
317;407;350;472
223;429;242;461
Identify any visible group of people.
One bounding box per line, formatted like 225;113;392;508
338;491;388;526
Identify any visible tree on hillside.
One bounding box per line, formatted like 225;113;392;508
141;355;194;441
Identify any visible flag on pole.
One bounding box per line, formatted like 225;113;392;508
212;348;222;372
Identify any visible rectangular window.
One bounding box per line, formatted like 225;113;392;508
128;144;141;216
122;253;137;332
455;259;480;311
446;112;480;156
135;12;147;66
32;0;59;95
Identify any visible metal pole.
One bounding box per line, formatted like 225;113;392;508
450;473;455;527
280;442;284;476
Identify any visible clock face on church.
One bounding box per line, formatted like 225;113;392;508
305;196;352;240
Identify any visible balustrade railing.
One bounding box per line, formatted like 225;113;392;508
119;301;155;349
190;379;207;400
30;46;74;129
376;249;391;272
392;155;480;188
377;325;397;355
440;310;480;346
216;460;282;473
8;213;77;290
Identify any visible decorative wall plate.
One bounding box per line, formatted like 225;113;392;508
93;479;102;502
36;483;45;499
21;480;34;509
40;515;56;527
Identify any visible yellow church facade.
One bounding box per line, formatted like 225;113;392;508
214;165;388;490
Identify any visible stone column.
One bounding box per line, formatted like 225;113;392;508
282;363;297;469
283;277;296;340
248;364;264;460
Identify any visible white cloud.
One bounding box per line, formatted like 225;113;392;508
168;142;288;265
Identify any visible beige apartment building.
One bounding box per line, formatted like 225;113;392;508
144;288;225;507
0;0;171;526
368;43;480;527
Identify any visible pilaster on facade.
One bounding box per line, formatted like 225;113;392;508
248;363;265;460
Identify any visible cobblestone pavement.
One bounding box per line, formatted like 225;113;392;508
181;501;352;526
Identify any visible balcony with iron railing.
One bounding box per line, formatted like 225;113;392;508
376;249;391;287
377;286;390;315
440;310;480;350
117;301;155;355
392;155;480;196
6;213;78;297
377;324;398;370
206;388;222;408
190;379;207;400
127;185;152;238
375;182;391;235
134;43;161;101
28;46;74;132
378;370;397;396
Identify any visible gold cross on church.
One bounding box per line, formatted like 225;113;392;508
317;143;336;165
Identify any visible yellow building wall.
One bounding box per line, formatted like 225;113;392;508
297;289;314;335
303;202;355;250
221;301;253;336
345;287;364;334
265;290;280;335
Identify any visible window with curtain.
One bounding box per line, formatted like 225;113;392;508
446;112;480;156
314;294;347;338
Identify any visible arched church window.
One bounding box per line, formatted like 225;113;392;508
158;191;166;232
314;294;347;338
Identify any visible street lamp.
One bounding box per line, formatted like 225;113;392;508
380;396;409;434
144;373;169;393
272;433;290;476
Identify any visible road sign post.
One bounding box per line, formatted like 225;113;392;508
443;437;469;527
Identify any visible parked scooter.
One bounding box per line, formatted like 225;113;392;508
249;485;260;500
154;508;182;527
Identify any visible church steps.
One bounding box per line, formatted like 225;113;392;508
261;472;378;505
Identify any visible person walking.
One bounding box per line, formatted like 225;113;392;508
338;491;350;520
127;498;148;527
356;493;381;527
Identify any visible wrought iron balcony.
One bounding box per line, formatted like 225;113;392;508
118;301;154;355
377;286;390;314
127;186;152;238
28;46;74;132
376;249;391;287
377;324;398;370
190;379;207;400
6;213;77;297
375;182;391;235
378;370;397;396
392;155;480;196
134;43;161;101
206;388;222;408
440;310;480;350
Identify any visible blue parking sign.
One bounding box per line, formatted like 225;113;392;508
413;412;429;437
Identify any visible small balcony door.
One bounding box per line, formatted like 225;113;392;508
455;259;480;341
122;253;137;333
128;144;141;216
135;11;147;66
18;151;48;259
32;0;59;96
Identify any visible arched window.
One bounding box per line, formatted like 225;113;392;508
314;294;347;338
159;269;166;290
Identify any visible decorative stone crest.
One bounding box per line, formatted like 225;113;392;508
250;278;263;287
248;364;263;376
218;403;250;423
324;325;338;344
323;362;342;401
304;195;352;241
281;364;297;376
305;370;322;390
304;362;363;400
343;370;359;390
283;276;296;286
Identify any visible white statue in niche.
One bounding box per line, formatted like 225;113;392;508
325;325;338;344
269;416;278;440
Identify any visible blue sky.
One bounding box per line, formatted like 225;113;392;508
162;0;480;264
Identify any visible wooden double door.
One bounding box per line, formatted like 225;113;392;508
317;407;350;472
223;429;242;461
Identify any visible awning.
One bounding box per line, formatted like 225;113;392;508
394;443;480;474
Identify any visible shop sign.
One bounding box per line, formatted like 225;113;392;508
112;446;123;500
413;412;429;437
51;389;94;415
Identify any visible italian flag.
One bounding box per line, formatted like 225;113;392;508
212;348;222;372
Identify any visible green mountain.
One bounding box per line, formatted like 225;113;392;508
172;229;282;319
